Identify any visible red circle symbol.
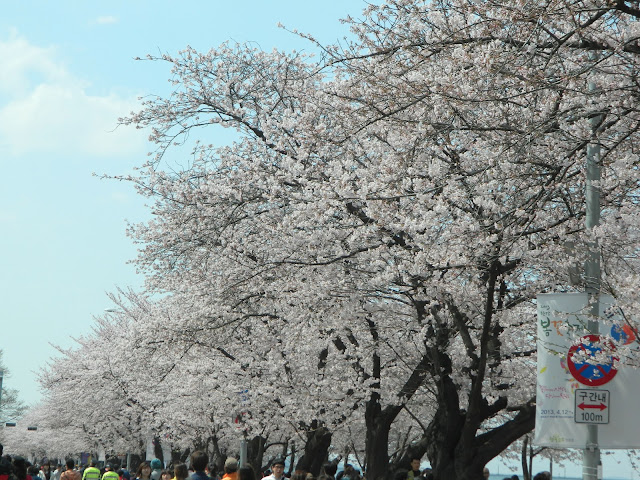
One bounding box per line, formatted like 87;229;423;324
567;334;618;386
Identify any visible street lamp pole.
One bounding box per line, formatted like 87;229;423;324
583;50;602;480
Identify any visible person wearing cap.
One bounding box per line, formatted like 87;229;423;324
102;465;119;480
221;459;237;480
119;468;131;480
261;459;284;480
149;461;163;480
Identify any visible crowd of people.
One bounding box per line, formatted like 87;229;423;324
0;445;550;480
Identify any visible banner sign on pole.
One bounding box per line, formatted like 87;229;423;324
535;293;640;448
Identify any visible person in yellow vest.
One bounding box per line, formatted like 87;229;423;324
82;461;101;480
82;463;100;480
102;465;119;480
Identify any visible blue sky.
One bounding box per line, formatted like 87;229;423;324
0;2;637;478
0;0;362;403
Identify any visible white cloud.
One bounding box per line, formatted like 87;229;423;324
95;16;118;25
0;32;146;158
0;30;69;96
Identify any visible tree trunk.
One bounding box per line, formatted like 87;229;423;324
287;440;295;477
362;323;431;480
529;440;534;480
425;374;465;480
153;437;164;463
426;373;536;480
364;393;399;480
246;435;266;475
129;454;143;474
295;422;332;476
209;435;225;474
391;434;430;473
171;447;191;466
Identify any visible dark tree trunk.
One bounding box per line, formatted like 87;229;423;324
426;374;466;480
153;437;164;463
425;373;536;480
287;440;295;477
171;448;191;466
362;317;430;480
364;392;399;480
391;435;430;473
246;435;266;475
192;438;207;452
417;263;536;479
129;454;143;474
209;435;225;475
295;421;332;476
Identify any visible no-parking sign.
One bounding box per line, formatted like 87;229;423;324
567;334;618;386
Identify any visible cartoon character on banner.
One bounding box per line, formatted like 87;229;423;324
610;323;638;346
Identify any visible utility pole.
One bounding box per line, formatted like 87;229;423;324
583;50;602;480
239;435;247;468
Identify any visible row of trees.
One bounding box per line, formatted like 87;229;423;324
0;351;27;423
6;1;640;479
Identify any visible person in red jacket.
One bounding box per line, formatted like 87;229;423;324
1;455;17;480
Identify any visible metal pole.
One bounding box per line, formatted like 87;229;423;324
239;436;247;468
583;51;602;480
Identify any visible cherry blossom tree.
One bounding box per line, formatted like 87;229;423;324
1;402;93;460
121;33;539;480
120;0;640;477
0;351;26;425
28;1;640;479
37;290;320;471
